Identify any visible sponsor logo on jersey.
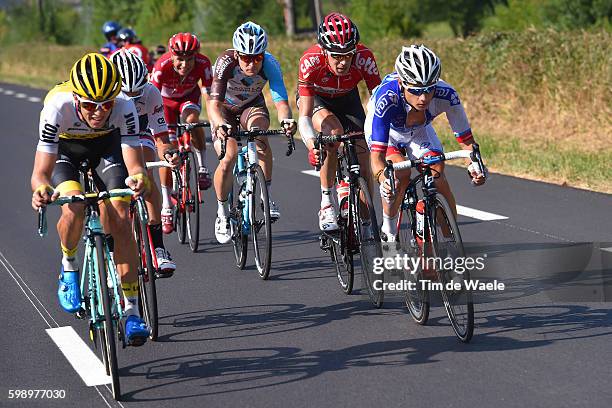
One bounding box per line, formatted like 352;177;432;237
41;122;59;143
215;56;233;79
153;104;163;115
300;56;320;74
124;112;137;134
355;54;379;76
374;90;398;117
434;86;461;106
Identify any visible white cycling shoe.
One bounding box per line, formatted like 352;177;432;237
318;205;339;232
215;215;232;244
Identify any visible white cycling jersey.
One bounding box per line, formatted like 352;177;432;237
124;83;169;151
38;82;140;154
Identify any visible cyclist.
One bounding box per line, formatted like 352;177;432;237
298;12;381;232
151;32;214;234
116;28;152;71
100;21;122;58
31;53;151;346
111;49;179;276
209;21;296;244
365;45;487;243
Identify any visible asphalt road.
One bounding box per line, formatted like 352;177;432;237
1;82;611;408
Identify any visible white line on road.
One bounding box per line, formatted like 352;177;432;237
46;326;112;386
15;92;27;98
601;247;612;253
301;169;508;221
27;96;42;102
3;89;15;95
456;205;508;221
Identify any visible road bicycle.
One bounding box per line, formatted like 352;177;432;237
315;132;384;308
219;126;295;279
385;144;486;342
168;121;210;252
37;164;147;400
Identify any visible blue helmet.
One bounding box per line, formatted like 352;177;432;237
232;21;267;55
117;28;137;43
102;21;121;39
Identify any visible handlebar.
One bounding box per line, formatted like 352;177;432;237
384;144;486;196
314;131;364;171
145;160;173;169
218;127;295;161
168;121;210;132
37;189;139;237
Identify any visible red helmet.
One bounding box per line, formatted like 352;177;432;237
168;32;200;56
317;12;359;53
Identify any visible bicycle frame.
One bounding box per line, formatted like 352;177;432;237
233;137;260;236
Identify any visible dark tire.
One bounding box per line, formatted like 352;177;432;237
331;216;354;294
397;205;430;325
430;195;474;343
251;165;272;279
354;176;384;308
94;235;121;400
231;172;248;269
175;158;188;245
186;151;200;252
133;210;158;341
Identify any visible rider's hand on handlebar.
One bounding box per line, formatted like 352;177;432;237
31;184;59;210
379;176;397;204
307;140;321;167
126;173;150;198
280;119;297;136
468;162;487;186
214;123;232;141
163;148;180;168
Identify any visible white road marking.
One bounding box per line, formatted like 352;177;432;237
456;205;508;221
301;169;508;221
28;96;42;103
601;247;612;253
46;326;111;386
0;250;58;328
15;92;27;98
301;169;320;177
3;89;15;95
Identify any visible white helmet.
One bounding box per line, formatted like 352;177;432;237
395;45;441;87
110;48;148;94
233;21;267;55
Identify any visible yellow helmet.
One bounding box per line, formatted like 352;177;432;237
70;53;121;101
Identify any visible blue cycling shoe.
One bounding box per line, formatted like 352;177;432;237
57;268;81;313
124;315;150;347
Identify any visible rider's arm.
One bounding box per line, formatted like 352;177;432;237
146;86;173;158
357;45;382;94
297;95;317;150
117;99;146;176
262;53;293;123
31;151;56;192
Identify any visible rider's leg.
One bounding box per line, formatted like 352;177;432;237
213;136;238;243
380;152;411;240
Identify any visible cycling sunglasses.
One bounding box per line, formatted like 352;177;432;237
404;84;437;96
76;96;115;112
328;50;356;61
237;53;264;64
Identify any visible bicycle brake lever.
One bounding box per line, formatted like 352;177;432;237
384;160;396;196
38;207;48;237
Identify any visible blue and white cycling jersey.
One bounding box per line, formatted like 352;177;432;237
365;73;473;158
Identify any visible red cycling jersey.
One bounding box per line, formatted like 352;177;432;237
298;43;381;98
151;52;213;100
124;43;150;67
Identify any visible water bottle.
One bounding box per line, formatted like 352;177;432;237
415;200;425;240
336;179;350;218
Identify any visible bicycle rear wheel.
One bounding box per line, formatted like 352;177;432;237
186;151;200;252
331;217;354;294
231;172;248;269
133;213;158;341
354;176;384;308
94;235;121;400
251;165;272;279
430;195;474;342
397;205;430;325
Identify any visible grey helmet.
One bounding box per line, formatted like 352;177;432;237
395;45;441;87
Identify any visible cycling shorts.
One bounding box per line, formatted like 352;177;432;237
213;94;269;142
52;129;129;197
296;87;365;133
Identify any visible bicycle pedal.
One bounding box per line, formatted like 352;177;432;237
155;270;174;279
75;307;88;319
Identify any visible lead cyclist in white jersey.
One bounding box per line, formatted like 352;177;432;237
365;45;487;242
111;49;180;275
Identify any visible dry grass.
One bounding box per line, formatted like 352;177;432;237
1;29;610;191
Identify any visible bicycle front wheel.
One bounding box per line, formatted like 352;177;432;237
133;213;158;341
354;176;384;308
231;172;248;269
175;159;188;245
250;165;272;279
431;194;474;343
94;235;121;400
397;205;430;325
186;151;200;252
331;219;354;294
